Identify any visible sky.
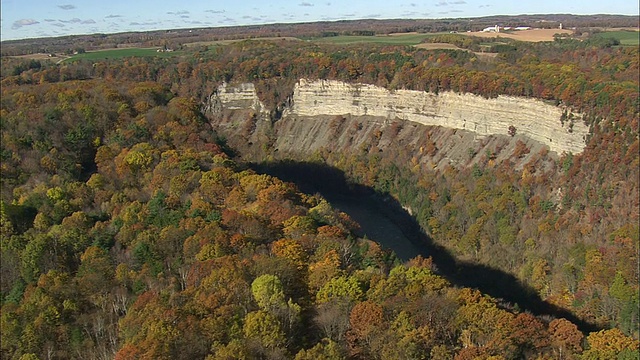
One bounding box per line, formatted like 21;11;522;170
1;0;637;41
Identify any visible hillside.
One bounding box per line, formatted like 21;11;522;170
3;77;635;360
197;39;638;342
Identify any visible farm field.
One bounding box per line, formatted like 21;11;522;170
11;27;634;65
183;36;301;47
9;53;58;61
8;34;459;62
593;30;640;45
413;42;498;58
309;32;442;45
465;28;573;42
61;47;181;62
412;42;463;50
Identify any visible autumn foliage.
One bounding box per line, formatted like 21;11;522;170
1;32;638;359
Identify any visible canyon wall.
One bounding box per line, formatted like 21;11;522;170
205;82;270;118
206;79;588;155
285;79;588;155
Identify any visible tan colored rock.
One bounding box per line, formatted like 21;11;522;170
209;79;588;155
286;79;587;154
205;82;269;117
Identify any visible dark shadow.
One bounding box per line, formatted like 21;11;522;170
2;203;37;235
250;159;601;334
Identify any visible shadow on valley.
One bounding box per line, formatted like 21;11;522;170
250;159;601;334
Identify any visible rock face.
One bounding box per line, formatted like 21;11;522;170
285;79;587;155
205;79;588;156
205;82;269;118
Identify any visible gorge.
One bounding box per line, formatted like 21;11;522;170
206;79;599;331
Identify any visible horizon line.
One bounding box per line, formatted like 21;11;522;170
2;13;638;43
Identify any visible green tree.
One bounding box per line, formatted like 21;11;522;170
251;274;286;311
294;339;345;360
316;275;363;304
243;310;286;349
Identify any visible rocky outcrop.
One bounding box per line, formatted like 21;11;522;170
285;79;587;155
204;82;270;118
206;79;588;155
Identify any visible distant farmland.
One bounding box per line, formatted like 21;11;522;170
309;33;442;45
464;29;573;42
62;48;180;62
593;30;640;46
16;28;637;65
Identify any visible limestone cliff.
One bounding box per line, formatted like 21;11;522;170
204;82;270;118
205;79;588;158
284;79;587;155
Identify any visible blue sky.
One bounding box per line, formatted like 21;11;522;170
1;0;637;41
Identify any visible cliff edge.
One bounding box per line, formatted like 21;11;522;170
205;79;588;158
285;79;587;155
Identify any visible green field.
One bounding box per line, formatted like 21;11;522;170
593;30;639;46
62;48;182;62
309;33;442;45
60;33;447;62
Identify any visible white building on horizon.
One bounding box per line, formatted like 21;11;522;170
482;25;500;33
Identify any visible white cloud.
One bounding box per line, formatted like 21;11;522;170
130;21;159;26
60;18;82;23
12;19;39;29
219;17;236;24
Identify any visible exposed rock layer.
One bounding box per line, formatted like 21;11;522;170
206;79;588;155
205;82;269;117
285;79;587;155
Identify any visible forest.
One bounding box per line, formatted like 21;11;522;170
1;23;639;360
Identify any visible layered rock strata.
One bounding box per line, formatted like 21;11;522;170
285;79;587;155
207;79;588;155
205;82;269;118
